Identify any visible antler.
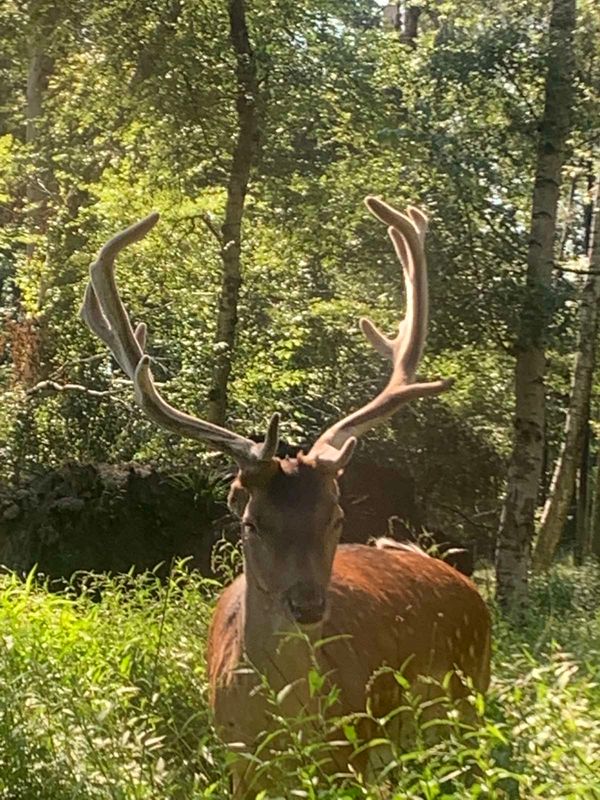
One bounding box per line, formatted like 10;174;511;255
80;213;279;467
308;197;452;468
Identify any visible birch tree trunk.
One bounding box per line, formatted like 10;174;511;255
495;0;575;614
533;179;600;570
25;2;55;262
206;0;258;426
574;426;593;562
592;453;600;558
14;2;57;388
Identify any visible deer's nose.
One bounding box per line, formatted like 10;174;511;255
284;583;326;625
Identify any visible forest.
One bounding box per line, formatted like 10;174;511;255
0;0;599;797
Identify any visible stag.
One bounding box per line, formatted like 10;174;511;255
81;197;491;795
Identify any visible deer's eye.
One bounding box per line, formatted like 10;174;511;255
331;511;344;530
243;521;259;536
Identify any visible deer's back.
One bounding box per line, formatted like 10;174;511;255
319;545;491;710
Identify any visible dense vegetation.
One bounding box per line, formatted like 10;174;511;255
1;0;596;541
0;560;598;799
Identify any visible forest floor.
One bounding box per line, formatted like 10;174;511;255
0;554;598;800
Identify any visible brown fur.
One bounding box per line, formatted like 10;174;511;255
208;545;490;706
207;520;491;796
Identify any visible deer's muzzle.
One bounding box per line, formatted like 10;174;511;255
283;582;326;625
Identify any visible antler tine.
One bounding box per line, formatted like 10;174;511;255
308;196;452;468
81;214;159;378
81;214;279;467
356;201;429;374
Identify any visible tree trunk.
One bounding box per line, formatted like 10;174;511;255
540;416;550;505
592;448;600;558
400;5;422;46
206;0;259;426
11;2;56;389
533;178;600;570
25;2;55;263
26;46;45;263
574;424;592;562
495;0;575;614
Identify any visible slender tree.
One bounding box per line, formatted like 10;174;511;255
400;4;422;46
206;0;259;426
592;448;600;558
534;177;600;569
574;424;592;562
10;1;58;388
25;1;57;264
495;0;575;613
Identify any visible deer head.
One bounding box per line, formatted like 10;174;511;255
81;198;451;627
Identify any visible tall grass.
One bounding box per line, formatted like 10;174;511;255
0;560;598;799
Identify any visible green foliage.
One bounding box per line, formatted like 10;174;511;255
0;564;220;799
6;0;584;542
0;562;598;798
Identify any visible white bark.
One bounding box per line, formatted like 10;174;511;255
534;181;600;569
495;0;575;614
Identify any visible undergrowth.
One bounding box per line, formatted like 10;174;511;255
0;560;598;799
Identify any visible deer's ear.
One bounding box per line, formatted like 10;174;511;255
228;478;249;518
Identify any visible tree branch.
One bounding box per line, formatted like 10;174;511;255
26;380;132;409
